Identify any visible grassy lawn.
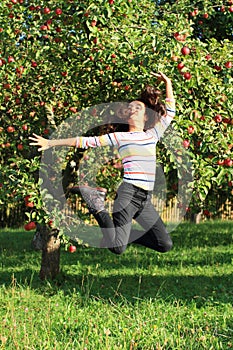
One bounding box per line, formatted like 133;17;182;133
0;221;232;349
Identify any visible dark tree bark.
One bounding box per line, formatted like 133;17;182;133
33;224;61;280
190;212;203;224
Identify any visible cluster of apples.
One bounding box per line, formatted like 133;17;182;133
172;41;232;81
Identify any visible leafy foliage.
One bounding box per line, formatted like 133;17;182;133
0;0;232;229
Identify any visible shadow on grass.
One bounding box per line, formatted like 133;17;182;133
0;221;232;306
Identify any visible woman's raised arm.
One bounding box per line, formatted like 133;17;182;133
151;71;174;101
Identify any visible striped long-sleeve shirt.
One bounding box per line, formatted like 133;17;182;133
76;99;175;191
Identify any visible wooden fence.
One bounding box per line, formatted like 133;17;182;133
1;196;233;229
65;195;233;224
0;204;25;228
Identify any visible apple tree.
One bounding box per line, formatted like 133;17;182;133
0;0;232;278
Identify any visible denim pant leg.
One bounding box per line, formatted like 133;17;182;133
130;195;173;252
94;182;142;254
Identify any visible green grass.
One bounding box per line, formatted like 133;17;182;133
0;221;232;349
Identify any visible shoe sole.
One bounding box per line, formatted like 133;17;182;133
70;185;107;194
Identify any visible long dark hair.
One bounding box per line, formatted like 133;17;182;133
97;84;166;134
138;85;166;130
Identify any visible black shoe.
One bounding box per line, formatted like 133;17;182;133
70;185;107;214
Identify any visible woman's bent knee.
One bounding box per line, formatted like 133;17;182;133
159;238;173;253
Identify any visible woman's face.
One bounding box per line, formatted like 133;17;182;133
128;101;147;124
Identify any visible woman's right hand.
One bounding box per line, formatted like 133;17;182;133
29;133;50;152
151;71;171;84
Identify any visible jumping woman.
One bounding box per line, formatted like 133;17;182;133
29;71;175;255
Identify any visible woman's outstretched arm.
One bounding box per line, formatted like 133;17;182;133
29;133;77;152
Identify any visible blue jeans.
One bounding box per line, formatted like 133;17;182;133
94;182;173;255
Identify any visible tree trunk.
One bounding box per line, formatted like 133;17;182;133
34;224;61;280
190;212;203;224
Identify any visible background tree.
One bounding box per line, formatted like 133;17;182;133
0;0;232;278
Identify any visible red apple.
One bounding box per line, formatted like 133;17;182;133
43;7;51;14
7;126;15;133
40;25;48;31
24;195;31;202
214;114;222;123
173;32;186;42
8;56;15;63
171;55;179;62
26;201;34;208
183;72;192;80
203;13;209;18
217;159;224;166
24;221;36;231
48;220;54;227
177;62;185;70
224;61;232;69
203;209;210;216
17;144;24;151
54;37;62;43
214;65;222;71
109;0;114;4
205;54;212;60
224;158;233;167
55;8;62;15
68;245;76;253
183;140;190;148
229;6;233;12
3;83;11;89
31;61;37;67
187;125;195;134
181;46;190;55
69;107;77;113
91;20;97;27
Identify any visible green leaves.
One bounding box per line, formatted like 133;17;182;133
0;0;232;223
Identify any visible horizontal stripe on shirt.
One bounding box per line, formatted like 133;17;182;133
76;99;175;190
